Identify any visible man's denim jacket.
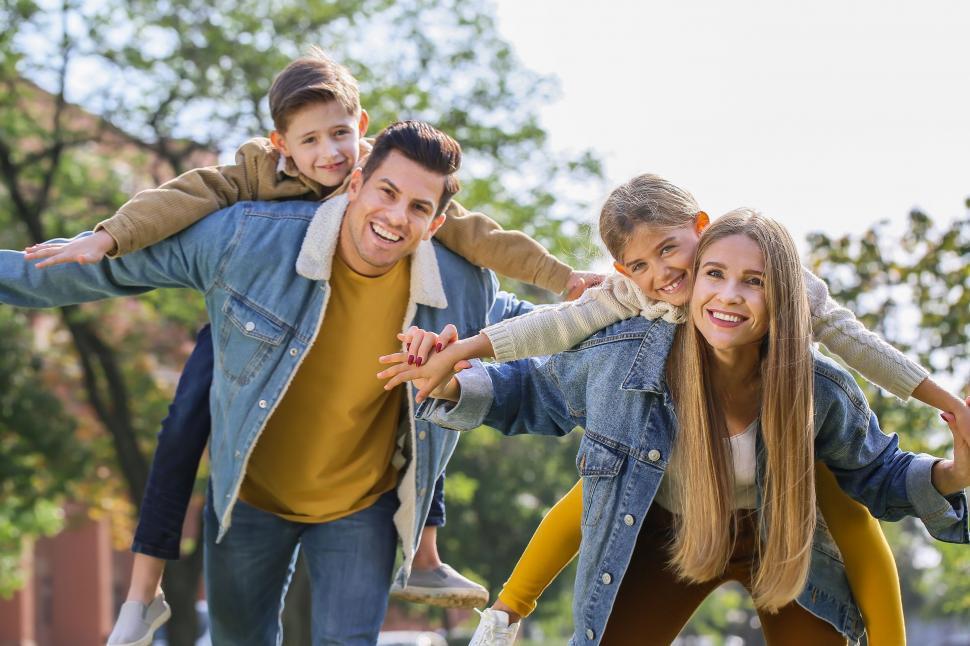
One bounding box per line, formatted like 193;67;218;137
0;196;530;581
421;317;969;645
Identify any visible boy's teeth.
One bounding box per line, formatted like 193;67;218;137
660;277;682;293
372;223;401;242
712;311;743;323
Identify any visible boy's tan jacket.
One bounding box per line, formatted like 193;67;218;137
96;137;573;294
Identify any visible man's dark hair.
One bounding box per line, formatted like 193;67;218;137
361;121;462;216
268;46;360;132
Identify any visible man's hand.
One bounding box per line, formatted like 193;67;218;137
564;270;606;301
24;230;117;268
933;396;970;496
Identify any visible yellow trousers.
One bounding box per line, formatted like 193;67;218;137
497;464;905;645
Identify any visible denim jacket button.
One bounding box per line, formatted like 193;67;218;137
418;430;427;440
623;514;635;526
289;348;299;357
244;321;256;332
586;628;595;640
258;399;268;409
234;450;241;458
647;449;661;462
601;572;612;584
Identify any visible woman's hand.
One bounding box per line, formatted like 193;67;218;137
24;230;117;268
377;331;494;403
933;396;970;495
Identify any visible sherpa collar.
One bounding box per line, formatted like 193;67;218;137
295;194;449;310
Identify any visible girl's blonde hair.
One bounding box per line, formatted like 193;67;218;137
599;174;701;261
665;208;816;612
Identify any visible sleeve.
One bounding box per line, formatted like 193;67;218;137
434;200;574;294
1;211;227;307
814;385;968;544
481;273;659;362
418;356;584;438
804;267;929;400
96;138;303;256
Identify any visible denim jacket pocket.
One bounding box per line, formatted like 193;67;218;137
218;295;287;385
578;436;625;528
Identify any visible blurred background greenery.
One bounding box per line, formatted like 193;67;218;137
0;0;967;644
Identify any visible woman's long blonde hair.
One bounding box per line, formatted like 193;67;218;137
665;208;815;612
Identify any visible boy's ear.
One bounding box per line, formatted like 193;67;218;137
346;167;364;200
695;211;710;234
269;131;290;157
613;261;630;277
357;109;369;137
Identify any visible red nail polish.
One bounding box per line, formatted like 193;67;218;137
416;357;423;367
408;355;414;365
435;343;442;352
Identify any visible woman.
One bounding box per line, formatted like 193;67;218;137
414;209;969;644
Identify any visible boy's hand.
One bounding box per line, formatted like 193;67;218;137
24;230;117;268
564;270;606;301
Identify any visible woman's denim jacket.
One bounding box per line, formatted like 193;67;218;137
0;196;530;582
421;316;969;644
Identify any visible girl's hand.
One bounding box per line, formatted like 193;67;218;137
398;324;459;367
378;332;490;403
24;230;117;268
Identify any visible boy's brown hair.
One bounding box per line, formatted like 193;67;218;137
268;46;361;132
361;121;462;217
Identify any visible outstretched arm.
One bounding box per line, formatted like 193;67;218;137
804;267;970;443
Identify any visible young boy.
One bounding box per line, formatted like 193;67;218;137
27;49;597;646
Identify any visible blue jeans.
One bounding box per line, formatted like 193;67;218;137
134;324;446;559
204;488;399;646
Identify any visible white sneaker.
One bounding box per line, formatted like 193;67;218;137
106;593;171;646
390;563;489;608
469;608;520;646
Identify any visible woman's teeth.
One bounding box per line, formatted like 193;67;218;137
711;311;743;323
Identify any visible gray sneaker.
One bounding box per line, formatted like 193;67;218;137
469;608;520;646
106;593;171;646
390;563;489;608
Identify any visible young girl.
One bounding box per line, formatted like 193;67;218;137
380;174;970;645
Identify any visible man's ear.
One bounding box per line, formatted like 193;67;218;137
695;210;710;234
347;167;364;201
613;261;630;277
269;131;289;157
424;212;448;240
357;109;369;137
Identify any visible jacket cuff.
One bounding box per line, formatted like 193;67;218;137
534;258;573;295
415;361;493;431
94;214;133;258
481;323;518;363
905;454;970;544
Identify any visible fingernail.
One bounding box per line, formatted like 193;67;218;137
406;343;411;351
416;357;423;367
435;343;442;352
941;413;946;421
408;355;414;365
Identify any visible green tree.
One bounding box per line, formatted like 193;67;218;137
1;0;603;642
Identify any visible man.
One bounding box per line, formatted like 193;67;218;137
0;121;528;644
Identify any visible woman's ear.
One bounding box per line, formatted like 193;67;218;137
695;211;710;234
613;261;630;277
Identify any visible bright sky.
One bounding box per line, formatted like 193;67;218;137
493;0;970;249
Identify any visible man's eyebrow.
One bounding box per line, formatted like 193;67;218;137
379;178;399;193
378;179;435;211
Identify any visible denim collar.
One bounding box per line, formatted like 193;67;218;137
294;194;448;310
620;319;678;394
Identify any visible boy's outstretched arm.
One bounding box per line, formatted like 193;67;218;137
804;268;970;442
435;200;595;296
24;138;310;268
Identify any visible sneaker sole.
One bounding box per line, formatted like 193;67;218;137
389;586;489;609
108;604;172;646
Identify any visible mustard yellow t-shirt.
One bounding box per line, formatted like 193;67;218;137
239;253;411;522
